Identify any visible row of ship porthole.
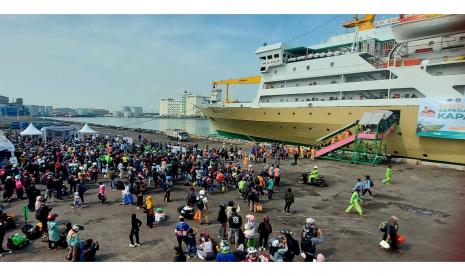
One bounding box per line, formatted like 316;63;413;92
263;112;353;116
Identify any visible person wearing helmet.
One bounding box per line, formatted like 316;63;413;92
47;214;60;250
301;218;324;262
215;241;236;262
245;247;259;262
197;190;210;225
244;214;256;249
308;166;319;184
271;238;288;262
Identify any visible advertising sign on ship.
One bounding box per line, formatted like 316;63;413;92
416;98;465;140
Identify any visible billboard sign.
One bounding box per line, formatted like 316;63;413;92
416;97;465;140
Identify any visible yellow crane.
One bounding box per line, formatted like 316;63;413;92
211;75;262;103
342;14;376;31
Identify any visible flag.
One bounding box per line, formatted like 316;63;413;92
23;205;29;223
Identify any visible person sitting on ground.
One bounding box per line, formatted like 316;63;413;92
215;241;236;262
81;239;99;262
197;235;215;261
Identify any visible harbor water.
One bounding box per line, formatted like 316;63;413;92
46;117;218;137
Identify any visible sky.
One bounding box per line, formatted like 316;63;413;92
0;14;392;112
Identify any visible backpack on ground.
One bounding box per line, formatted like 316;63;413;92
7;233;29;250
379;221;388;232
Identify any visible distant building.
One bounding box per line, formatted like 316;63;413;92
112;111;123;117
183;93;209;117
0;95;8;104
50;108;76;117
130;106;143;117
159;98;181;117
75;108;108;117
15;98;23;105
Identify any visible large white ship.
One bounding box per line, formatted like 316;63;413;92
201;14;465;165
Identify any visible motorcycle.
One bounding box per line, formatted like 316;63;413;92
298;173;327;187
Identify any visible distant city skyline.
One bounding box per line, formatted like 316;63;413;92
0;14;393;112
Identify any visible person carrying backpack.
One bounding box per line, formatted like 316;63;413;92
186;188;197;207
300;218;324;262
380;215;400;253
362;175;374;197
197;190;210;225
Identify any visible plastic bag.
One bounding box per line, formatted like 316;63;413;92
397;234;406;245
379;240;390;249
193;210;201;220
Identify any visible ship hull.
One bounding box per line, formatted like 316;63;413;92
201;105;465;165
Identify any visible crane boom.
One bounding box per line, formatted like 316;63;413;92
342;14;376;31
211;75;262;103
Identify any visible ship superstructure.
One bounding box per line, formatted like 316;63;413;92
201;14;465;164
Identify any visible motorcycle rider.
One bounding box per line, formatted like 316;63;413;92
308;166;319;184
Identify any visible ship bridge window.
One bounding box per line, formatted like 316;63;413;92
267;55;272;59
260;56;266;60
274;54;280;58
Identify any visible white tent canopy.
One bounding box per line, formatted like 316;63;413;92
78;123;97;134
0;131;16;164
20;123;43;136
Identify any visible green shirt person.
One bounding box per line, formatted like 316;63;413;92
238;180;246;192
382;165;392;185
345;189;364;216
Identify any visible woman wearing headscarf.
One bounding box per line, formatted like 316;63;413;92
258;216;273;251
145;195;155;228
66;225;81;261
47;214;60;250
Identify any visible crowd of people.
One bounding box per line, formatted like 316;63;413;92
0;129;402;260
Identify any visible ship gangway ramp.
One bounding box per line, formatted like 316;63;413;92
315;110;398;165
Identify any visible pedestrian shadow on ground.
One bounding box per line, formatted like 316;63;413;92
95;252;118;261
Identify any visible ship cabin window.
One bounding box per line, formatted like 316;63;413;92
259;56;266;60
428;41;435;46
330;62;334;67
404;94;410;98
281;84;285;88
260;67;266;72
280;99;284;102
274;54;280;58
306;66;310;70
267;55;272;59
293;67;296;72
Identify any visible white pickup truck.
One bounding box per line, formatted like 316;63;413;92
166;129;190;141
